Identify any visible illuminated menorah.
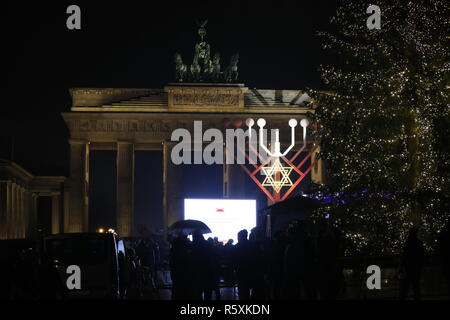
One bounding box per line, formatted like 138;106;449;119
226;117;319;203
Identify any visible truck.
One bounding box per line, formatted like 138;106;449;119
44;233;124;299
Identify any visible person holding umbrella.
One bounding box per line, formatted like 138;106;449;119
168;219;213;300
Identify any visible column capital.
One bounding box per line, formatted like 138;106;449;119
69;139;90;145
117;140;135;145
163;140;177;144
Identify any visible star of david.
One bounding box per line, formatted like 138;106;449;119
261;158;294;193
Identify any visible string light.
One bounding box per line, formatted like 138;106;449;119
308;0;449;255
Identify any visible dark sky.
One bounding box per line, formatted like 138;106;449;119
3;0;338;176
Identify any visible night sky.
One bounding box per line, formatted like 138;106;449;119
3;1;339;232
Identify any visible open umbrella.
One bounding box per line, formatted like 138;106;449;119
168;219;212;235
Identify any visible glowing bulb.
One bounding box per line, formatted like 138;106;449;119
246;118;254;127
257;118;266;127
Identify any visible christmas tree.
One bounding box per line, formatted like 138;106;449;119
308;0;449;254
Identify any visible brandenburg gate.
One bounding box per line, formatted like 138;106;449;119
62;83;324;237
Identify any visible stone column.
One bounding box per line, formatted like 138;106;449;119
68;140;90;232
6;182;12;239
18;186;25;238
223;164;247;199
311;145;325;184
0;182;8;239
23;191;32;239
28;194;38;239
63;184;70;233
52;194;61;234
163;141;183;231
12;183;19;239
116;141;134;237
9;183;14;238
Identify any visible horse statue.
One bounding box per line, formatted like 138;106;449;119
211;53;221;81
174;53;187;82
190;53;201;82
224;53;239;82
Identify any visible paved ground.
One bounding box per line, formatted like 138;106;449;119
156;287;238;300
150;286;449;300
149;269;449;300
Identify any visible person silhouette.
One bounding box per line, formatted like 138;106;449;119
284;221;317;299
191;230;215;300
249;227;267;300
438;222;450;297
318;221;340;300
400;227;426;300
209;238;222;300
268;231;287;299
233;229;252;300
222;239;234;285
169;235;191;300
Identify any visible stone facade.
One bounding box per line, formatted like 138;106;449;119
0;160;66;239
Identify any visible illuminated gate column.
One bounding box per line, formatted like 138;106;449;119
0;182;10;239
25;193;38;239
311;145;325;184
12;183;19;238
116;141;135;237
51;194;62;234
163;141;183;230
18;186;25;238
223;163;247;199
5;182;12;238
67;139;90;232
5;183;13;238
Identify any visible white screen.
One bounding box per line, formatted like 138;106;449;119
184;199;257;244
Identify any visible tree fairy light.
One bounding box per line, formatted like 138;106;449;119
308;0;449;255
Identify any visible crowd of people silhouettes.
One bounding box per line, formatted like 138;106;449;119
169;221;347;300
169;221;450;300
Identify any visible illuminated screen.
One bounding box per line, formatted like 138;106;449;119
184;199;257;243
